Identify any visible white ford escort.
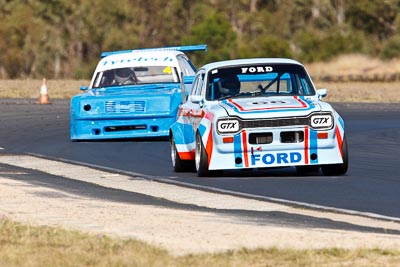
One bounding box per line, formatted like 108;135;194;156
170;58;348;177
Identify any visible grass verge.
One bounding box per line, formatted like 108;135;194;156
1;218;399;267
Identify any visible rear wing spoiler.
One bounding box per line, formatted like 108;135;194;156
101;44;207;58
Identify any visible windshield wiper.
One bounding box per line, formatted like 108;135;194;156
219;92;253;100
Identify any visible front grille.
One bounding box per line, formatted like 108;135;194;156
249;133;273;144
217;112;334;135
105;100;146;113
242;117;309;128
280;131;304;143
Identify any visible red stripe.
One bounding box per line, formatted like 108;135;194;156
294;96;308;108
227;98;245;111
304;127;309;164
204;111;214;120
227;97;308;112
242;130;249;167
335;126;343;156
178;150;195;160
205;128;213;166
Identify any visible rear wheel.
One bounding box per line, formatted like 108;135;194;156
321;136;349;176
195;133;210;177
171;137;194;172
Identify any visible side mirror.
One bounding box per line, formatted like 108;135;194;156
80;86;88;92
317;88;327;99
189;95;204;104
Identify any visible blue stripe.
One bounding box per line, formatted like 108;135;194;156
309;129;318;164
198;124;207;136
338;115;345;130
233;133;243;167
171;122;195;145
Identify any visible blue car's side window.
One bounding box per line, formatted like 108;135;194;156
177;55;196;76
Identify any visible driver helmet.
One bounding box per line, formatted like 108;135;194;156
115;68;133;84
218;75;240;96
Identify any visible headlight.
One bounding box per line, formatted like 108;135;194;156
310;113;333;129
217;119;241;134
83;104;92;111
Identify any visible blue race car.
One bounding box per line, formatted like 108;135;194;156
170;58;348;176
70;45;207;141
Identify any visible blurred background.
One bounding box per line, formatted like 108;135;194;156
1;0;400;80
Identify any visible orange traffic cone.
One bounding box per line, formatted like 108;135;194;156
39;78;50;104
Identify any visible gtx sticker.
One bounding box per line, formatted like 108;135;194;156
311;114;332;128
217;119;240;133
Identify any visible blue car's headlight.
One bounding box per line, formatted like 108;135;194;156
83;104;92;111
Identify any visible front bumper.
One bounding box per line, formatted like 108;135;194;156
207;126;344;170
70;116;175;140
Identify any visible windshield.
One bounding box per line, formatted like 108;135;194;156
206;63;315;100
92;66;180;88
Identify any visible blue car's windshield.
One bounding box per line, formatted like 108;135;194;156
93;66;180;88
206;63;316;100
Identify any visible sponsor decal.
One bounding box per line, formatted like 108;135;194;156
102;57;174;66
241;66;273;73
217;119;240;133
163;66;172;74
251;152;302;165
311;114;332;128
251;100;287;105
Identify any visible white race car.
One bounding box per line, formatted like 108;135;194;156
170;58;348;176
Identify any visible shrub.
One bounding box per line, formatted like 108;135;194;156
380;35;400;60
237;35;292;59
295;29;363;62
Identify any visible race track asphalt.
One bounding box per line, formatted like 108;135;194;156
0;99;399;220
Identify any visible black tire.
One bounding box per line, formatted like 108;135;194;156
171;137;194;172
195;133;211;177
321;135;349;176
296;165;320;175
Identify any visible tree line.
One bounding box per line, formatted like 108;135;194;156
1;0;400;79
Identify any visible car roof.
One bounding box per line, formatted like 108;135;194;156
199;58;304;72
95;50;185;72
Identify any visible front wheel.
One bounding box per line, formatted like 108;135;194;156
321;136;349;176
